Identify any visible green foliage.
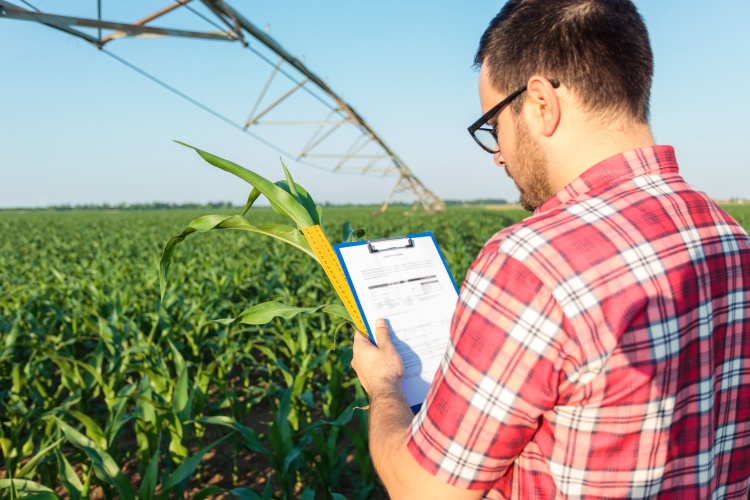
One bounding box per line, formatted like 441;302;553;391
175;142;315;229
2;202;748;497
721;203;750;231
0;205;525;498
160;149;341;331
159;214;317;301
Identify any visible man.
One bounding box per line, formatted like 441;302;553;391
351;0;750;498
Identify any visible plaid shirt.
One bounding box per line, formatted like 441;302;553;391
408;146;750;499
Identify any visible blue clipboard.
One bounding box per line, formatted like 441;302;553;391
334;232;459;413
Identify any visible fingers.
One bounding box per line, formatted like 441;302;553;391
353;329;370;347
351;318;404;395
354;319;390;347
374;318;390;345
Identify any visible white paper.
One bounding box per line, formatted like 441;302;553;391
336;234;458;407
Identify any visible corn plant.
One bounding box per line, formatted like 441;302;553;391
158;144;372;497
160;142;362;331
0;184;571;497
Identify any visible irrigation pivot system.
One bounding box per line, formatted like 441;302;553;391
0;0;445;214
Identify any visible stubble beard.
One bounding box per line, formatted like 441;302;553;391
505;116;555;212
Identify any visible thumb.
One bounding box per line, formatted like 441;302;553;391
374;318;391;346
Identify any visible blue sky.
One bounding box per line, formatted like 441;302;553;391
1;1;749;208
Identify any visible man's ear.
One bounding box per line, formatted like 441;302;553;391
525;75;561;137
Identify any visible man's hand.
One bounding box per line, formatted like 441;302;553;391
350;318;485;499
351;318;404;397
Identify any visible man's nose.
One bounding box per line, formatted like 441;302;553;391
494;150;506;168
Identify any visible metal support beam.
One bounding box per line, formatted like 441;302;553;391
245;58;283;129
245;78;309;126
0;1;236;45
102;1;196;45
298;109;340;158
0;1;100;45
0;0;445;213
334;138;372;171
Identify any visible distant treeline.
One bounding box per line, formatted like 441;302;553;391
17;201;237;211
443;198;509;206
2;198;511;211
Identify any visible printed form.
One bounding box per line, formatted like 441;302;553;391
335;234;459;408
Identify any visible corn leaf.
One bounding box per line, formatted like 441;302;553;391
167;340;186;379
270;389;293;463
242;188;262;216
55;449;83;500
173;367;190;424
164;414;189;462
16;438;64;479
261;478;273;500
55;418;135;499
137;447;160;500
0;479;56;495
193;486;228;500
278;159;320;226
211;301;355;326
281;159;299;198
175;142;314;228
230;488;264;500
282;445;304;475
45;354;114;402
244;174;319;227
158;434;230;497
159;214;317;300
196;416;268;455
67;411;107;450
211;302;315;326
235;301;322;325
320;304;354;323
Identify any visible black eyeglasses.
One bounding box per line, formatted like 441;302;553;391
468;79;560;154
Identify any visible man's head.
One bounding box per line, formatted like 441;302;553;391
476;0;653;122
471;0;655;211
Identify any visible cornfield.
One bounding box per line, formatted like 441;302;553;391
2;200;748;498
0;202;527;499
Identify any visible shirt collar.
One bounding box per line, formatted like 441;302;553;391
535;145;679;214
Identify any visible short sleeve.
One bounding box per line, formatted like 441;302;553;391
407;251;570;490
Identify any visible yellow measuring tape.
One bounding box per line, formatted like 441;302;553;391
302;225;367;334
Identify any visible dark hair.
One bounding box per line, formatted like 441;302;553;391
475;0;653;122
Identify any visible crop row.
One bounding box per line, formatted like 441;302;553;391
0;206;516;499
2;203;747;498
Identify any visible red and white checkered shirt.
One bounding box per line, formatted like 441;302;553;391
408;146;750;499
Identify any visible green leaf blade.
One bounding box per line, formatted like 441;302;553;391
174;142;314;228
160;434;230;495
55;418;135;499
0;479;57;495
159;215;318;301
137;448;160;500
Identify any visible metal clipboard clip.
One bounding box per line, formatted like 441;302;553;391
367;236;414;253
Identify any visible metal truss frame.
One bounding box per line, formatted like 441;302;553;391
0;0;445;213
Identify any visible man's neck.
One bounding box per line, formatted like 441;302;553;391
546;120;656;195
